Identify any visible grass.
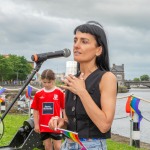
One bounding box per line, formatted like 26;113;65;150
0;114;147;150
0;114;29;146
107;140;146;150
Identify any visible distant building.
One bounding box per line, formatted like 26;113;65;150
110;64;125;86
55;73;65;81
3;54;9;58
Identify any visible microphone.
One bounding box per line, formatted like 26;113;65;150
31;48;71;62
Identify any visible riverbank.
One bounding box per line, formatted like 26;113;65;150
111;133;150;150
118;86;129;93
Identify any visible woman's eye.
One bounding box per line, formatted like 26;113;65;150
74;39;77;43
82;40;88;44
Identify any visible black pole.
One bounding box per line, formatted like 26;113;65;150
0;61;43;121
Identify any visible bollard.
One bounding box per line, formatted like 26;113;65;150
0;101;6;113
132;112;140;148
28;100;33;116
30;108;33;116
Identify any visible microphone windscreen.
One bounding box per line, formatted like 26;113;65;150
63;49;71;57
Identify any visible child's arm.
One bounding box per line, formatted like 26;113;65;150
33;109;40;133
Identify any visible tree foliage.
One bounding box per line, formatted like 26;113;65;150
133;78;140;81
0;55;33;81
140;74;149;81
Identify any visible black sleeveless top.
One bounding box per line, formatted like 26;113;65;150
65;69;111;139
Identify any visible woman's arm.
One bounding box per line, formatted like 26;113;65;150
78;72;117;133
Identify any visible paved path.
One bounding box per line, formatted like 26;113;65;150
111;133;150;150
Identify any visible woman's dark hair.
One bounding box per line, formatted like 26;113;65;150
41;69;55;80
74;21;110;72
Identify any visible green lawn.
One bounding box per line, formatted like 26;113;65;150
0;114;29;146
107;140;146;150
0;114;147;150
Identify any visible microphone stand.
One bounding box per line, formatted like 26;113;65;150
0;61;43;121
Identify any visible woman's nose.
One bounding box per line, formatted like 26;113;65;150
74;41;80;48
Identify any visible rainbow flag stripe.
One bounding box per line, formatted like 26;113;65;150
0;87;6;95
25;85;33;100
0;98;4;103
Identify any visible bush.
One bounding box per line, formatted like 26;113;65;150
118;86;129;93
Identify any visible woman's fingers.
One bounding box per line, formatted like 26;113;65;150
48;116;59;130
60;73;85;93
48;117;65;130
68;74;76;80
61;74;76;87
79;72;84;80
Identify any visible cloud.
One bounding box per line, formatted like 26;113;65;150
0;0;150;79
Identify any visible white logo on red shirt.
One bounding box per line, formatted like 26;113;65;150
53;94;58;100
39;96;45;99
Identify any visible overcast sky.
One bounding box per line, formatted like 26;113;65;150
0;0;150;80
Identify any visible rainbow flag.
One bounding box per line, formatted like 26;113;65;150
56;128;87;150
130;97;143;128
0;87;6;95
25;85;33;100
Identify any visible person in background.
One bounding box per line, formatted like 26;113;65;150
49;21;117;150
31;69;65;150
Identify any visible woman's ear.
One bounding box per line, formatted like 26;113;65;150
96;46;102;56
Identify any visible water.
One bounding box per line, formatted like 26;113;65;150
112;88;150;144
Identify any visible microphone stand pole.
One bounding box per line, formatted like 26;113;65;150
0;61;43;121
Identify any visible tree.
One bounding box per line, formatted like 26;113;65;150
0;55;12;82
133;78;140;81
140;74;149;81
0;55;33;82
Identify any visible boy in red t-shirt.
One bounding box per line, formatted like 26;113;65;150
31;69;65;150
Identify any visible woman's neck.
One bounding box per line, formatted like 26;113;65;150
79;63;98;79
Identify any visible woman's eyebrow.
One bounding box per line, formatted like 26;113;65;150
74;37;89;40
